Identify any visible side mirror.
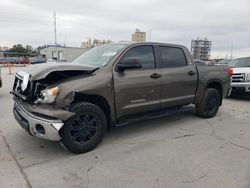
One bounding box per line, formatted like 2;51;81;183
117;58;142;71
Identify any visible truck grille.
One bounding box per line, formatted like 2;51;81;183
12;73;32;101
232;73;245;83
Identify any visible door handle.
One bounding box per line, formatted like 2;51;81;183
188;70;196;76
150;73;161;79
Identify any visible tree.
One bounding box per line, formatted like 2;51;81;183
8;44;28;54
7;44;42;56
25;45;33;54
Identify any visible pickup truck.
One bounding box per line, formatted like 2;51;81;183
11;42;232;154
0;67;2;88
229;57;250;94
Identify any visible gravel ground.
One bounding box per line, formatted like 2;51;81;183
0;66;250;188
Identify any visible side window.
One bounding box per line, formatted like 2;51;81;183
160;46;187;68
121;46;155;69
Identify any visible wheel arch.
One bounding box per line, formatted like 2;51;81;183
206;81;223;105
72;92;112;130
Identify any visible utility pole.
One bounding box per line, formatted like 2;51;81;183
54;11;57;45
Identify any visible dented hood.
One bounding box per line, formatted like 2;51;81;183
23;63;97;80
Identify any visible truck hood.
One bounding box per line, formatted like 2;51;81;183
232;67;250;74
22;63;98;80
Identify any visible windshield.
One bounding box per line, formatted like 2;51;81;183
229;57;250;68
72;44;126;67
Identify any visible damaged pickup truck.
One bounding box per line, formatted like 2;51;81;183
11;42;232;153
0;67;2;88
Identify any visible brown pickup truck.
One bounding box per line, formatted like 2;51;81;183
11;42;232;153
0;67;2;88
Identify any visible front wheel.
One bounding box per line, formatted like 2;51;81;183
195;88;221;118
60;102;107;154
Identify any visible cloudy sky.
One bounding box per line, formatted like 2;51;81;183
0;0;249;58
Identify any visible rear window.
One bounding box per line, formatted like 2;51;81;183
160;46;187;68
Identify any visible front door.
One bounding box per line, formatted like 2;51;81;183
113;45;162;118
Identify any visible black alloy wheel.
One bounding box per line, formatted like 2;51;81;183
70;113;99;144
60;102;107;154
196;88;221;118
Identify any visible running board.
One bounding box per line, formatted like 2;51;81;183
115;105;194;127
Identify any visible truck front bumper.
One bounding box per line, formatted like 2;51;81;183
13;101;64;141
231;83;250;93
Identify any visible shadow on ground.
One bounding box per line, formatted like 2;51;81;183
229;93;250;100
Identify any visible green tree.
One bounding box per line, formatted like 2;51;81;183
8;44;28;54
7;44;47;56
25;45;33;54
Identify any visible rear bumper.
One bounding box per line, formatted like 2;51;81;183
13;101;64;141
231;83;250;93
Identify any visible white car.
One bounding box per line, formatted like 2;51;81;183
230;57;250;94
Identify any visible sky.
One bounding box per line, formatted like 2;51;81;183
0;0;249;58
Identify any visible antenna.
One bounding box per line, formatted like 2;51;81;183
54;11;57;45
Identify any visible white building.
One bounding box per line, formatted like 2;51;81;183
39;45;90;62
81;38;113;48
0;46;9;51
132;29;146;42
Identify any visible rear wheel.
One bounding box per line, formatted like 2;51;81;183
60;102;107;154
196;88;221;118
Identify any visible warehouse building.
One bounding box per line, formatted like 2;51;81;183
39;45;90;62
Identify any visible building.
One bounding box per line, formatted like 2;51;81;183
132;29;146;42
0;51;4;58
0;46;9;57
0;46;9;51
39;45;90;62
191;37;212;60
81;38;112;48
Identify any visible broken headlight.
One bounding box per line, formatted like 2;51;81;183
36;86;59;104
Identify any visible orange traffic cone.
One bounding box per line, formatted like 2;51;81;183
7;63;13;75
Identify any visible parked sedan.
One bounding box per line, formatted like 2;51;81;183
19;59;29;64
31;59;45;64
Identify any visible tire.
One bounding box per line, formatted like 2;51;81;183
60;102;107;154
195;88;221;118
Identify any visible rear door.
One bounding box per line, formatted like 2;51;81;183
159;46;198;108
113;45;162;118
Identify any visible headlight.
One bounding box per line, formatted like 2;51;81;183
36;86;59;104
247;74;250;82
